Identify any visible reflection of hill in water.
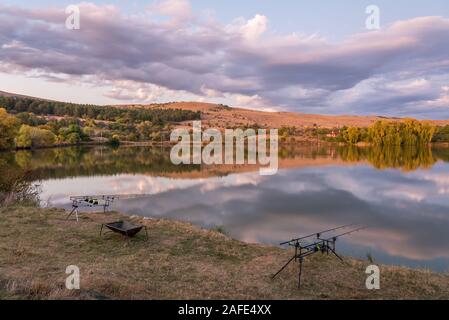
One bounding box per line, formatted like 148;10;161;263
9;146;200;180
1;144;449;181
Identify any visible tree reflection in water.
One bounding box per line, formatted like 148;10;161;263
1;144;449;183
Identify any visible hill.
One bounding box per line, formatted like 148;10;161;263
118;101;449;129
0;90;56;101
2;90;449;129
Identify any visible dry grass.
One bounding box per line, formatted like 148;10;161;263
1;206;449;300
148;102;449;129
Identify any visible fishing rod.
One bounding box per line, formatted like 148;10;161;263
67;194;153;221
319;226;367;242
295;226;367;254
69;194;153;201
272;225;367;289
279;224;354;246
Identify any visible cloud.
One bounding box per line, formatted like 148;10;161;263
233;93;275;111
0;3;448;117
200;85;224;98
149;0;194;23
104;79;202;103
240;14;268;40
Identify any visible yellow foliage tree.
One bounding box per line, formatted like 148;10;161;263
342;127;362;144
0;108;20;150
16;125;56;149
368;119;436;146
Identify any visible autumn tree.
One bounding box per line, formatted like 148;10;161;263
367;120;435;146
16;125;56;148
341;127;362;144
0;108;20;150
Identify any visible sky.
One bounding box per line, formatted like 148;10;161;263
0;0;448;118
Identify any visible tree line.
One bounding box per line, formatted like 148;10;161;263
0;108;64;149
0;96;200;124
339;119;440;145
0;96;201;150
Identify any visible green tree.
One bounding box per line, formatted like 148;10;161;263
65;132;81;144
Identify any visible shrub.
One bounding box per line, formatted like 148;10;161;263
108;135;120;146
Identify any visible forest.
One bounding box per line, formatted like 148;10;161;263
0;96;201;150
0;96;201;123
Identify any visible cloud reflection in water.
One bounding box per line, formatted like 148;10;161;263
36;148;449;271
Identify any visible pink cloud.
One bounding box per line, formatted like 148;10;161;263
0;3;448;117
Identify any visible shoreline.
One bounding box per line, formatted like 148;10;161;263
2;139;449;153
1;206;449;300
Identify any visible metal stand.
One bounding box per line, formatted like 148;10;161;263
272;241;315;289
66;195;118;222
272;225;366;289
66;204;79;221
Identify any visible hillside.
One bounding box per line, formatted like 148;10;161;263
0;90;55;101
117;101;395;129
2;90;449;129
110;102;449;129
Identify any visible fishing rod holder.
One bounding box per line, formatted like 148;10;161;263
66;195;119;221
272;225;365;289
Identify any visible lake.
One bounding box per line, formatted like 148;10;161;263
2;144;449;272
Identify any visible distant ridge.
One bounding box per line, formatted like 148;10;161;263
0;90;57;102
1;90;448;128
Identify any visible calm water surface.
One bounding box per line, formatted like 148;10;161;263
3;144;449;271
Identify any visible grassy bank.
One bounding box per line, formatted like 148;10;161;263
1;206;449;300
